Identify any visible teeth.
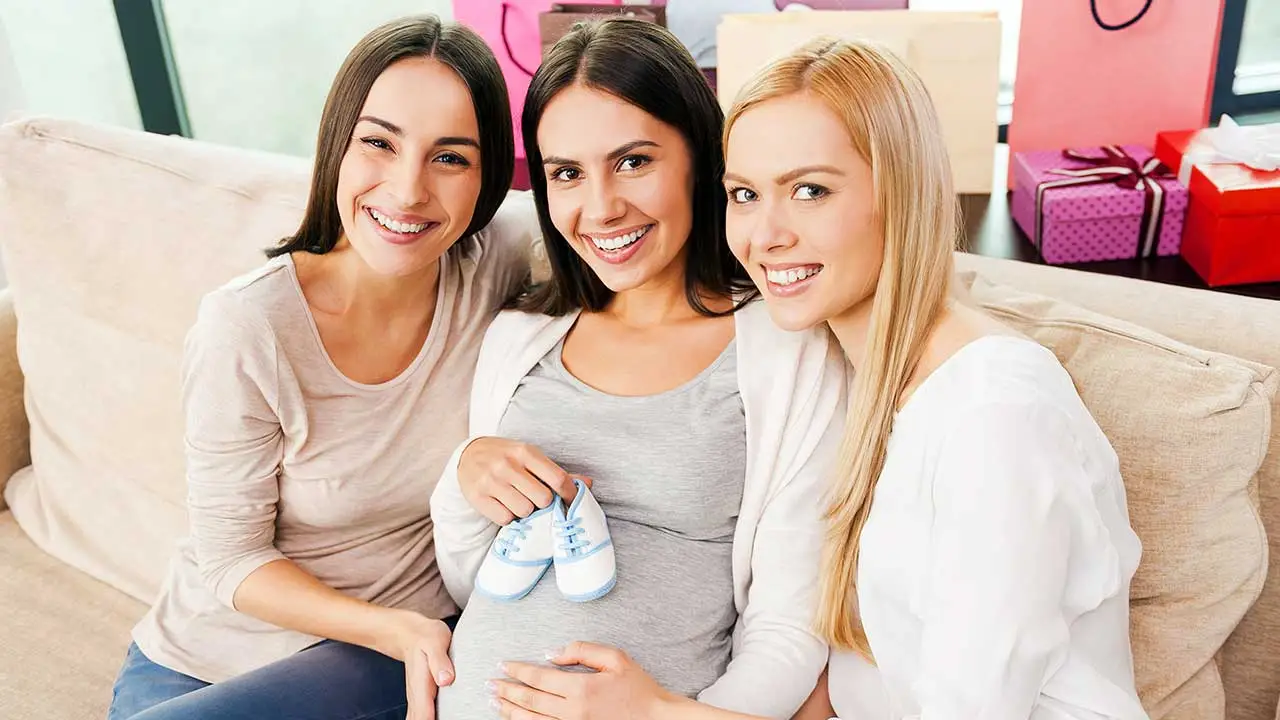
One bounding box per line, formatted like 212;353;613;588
589;226;650;252
767;266;821;285
369;208;428;234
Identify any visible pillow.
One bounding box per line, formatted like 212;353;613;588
0;117;311;601
964;274;1276;720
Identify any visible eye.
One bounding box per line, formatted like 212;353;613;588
360;137;393;151
793;183;829;201
727;187;758;204
550;166;582;183
434;152;471;167
617;155;651;172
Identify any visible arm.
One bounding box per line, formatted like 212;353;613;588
914;401;1124;719
430;437;501;606
698;343;846;717
183;294;452;708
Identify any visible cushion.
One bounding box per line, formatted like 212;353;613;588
0;117;311;601
964;273;1277;720
0;510;147;720
956;252;1280;720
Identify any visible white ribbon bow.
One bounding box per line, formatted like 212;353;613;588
1181;114;1280;184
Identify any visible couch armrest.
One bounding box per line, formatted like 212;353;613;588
0;289;28;510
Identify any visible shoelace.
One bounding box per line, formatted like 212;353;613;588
494;517;532;557
554;517;589;556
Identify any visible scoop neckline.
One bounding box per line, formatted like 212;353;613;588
282;252;452;391
551;334;737;401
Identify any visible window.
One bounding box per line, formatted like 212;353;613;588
0;0;140;128
159;0;451;157
1212;0;1280;120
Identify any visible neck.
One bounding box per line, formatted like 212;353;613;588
826;297;874;372
326;241;441;321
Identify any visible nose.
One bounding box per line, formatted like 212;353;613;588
581;175;626;228
750;202;799;255
388;155;431;208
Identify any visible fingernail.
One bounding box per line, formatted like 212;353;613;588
544;648;563;662
437;669;454;685
489;697;502;711
484;680;496;695
497;662;508;675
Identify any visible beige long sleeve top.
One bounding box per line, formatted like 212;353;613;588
131;196;537;683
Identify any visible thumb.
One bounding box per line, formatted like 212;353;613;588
547;641;623;672
424;641;455;688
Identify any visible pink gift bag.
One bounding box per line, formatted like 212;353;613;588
451;0;621;160
1007;0;1226;187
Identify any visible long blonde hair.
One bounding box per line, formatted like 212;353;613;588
724;38;959;657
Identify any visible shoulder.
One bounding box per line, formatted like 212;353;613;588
910;338;1119;497
188;257;293;357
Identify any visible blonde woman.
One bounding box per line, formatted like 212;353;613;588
493;38;1149;720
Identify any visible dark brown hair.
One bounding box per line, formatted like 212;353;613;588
268;15;513;258
511;18;756;316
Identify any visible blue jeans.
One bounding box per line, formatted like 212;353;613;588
106;641;408;720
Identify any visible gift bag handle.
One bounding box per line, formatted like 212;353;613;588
500;2;539;77
1090;0;1154;31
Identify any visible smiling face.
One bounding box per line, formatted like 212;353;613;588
536;83;696;294
723;92;883;332
334;56;483;278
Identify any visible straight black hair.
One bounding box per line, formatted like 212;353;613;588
267;15;513;258
512;17;756;316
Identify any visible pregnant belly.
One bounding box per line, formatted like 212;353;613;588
438;521;737;719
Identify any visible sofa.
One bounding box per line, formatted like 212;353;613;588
0;117;1276;720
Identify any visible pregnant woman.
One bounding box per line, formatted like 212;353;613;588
430;18;845;720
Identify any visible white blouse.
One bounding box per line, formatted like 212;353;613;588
828;336;1149;720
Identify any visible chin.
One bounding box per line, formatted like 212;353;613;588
761;298;825;333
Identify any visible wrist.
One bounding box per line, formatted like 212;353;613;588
366;606;414;660
650;687;691;719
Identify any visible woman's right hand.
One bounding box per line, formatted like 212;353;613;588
457;437;586;524
375;609;455;720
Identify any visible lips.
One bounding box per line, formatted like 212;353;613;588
582;224;653;265
363;207;438;246
762;263;823;297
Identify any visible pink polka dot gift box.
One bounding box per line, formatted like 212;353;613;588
1011;144;1188;265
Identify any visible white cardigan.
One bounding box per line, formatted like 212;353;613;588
430;300;847;718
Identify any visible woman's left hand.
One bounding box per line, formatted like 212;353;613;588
492;642;675;720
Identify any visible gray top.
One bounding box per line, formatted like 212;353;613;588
438;337;746;718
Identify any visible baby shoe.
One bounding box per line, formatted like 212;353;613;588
552;478;616;602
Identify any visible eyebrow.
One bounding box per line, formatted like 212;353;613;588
542;139;660;167
724;164;846;186
355;116;480;149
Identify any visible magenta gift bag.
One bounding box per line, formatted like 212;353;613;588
452;0;621;160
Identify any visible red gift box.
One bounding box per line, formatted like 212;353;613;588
1155;129;1280;287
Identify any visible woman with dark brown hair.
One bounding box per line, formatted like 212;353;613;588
430;17;845;720
106;15;536;720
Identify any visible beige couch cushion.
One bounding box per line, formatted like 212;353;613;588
0;510;146;720
958;253;1280;720
0;118;310;601
963;274;1276;720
